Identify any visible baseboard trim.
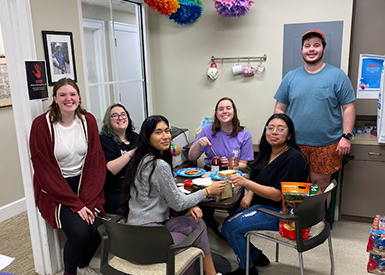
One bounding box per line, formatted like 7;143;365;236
0;198;27;223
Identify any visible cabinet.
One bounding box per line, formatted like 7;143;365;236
340;143;385;220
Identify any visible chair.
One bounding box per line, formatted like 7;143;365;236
97;216;205;275
245;180;337;275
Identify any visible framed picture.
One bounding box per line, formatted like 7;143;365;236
42;31;77;86
0;54;12;108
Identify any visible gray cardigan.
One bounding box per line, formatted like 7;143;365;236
127;154;205;225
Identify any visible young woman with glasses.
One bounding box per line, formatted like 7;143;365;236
100;104;139;214
220;113;309;275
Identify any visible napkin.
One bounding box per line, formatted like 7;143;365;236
192;177;212;187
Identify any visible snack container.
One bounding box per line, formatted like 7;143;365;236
279;220;310;240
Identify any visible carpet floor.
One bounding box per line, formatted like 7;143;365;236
0;212;36;275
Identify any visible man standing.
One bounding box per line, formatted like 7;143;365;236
274;29;356;193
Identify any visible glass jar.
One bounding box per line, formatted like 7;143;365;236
229;156;239;170
211;156;221;172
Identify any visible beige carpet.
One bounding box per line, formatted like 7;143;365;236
0;212;36;275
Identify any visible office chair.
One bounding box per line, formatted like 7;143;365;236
98;216;204;275
245;180;337;275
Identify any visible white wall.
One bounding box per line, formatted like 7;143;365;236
148;0;354;143
0;21;25;218
0;26;4;54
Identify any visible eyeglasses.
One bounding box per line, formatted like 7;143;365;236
110;113;127;119
265;126;287;134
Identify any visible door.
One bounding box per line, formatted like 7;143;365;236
81;0;148;130
109;21;147;129
282;21;344;77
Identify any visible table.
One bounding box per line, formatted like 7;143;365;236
174;173;244;210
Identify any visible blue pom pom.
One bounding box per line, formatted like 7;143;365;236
169;0;203;25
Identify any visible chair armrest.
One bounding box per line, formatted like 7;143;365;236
257;207;299;222
99;215;125;223
97;224;110;268
169;228;203;252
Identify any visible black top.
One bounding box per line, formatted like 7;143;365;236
250;148;309;210
100;132;139;214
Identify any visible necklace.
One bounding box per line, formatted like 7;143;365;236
268;145;289;164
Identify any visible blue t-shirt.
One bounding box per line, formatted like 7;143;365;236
193;124;254;167
274;64;355;146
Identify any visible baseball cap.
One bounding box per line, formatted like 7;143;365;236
302;29;325;42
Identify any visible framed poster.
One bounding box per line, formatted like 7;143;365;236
0;54;11;108
42;30;77;86
357;54;385;99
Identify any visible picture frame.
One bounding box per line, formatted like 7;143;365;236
0;54;12;108
42;31;77;86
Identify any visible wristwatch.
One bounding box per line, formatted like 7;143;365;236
341;133;353;140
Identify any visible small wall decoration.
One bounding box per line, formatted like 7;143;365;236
169;0;203;25
144;0;179;16
42;31;77;86
0;54;11;108
214;0;254;18
145;0;203;25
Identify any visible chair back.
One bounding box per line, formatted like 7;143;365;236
293;180;337;230
100;219;174;264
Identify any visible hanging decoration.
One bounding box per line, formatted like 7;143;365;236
214;0;254;18
169;0;203;25
144;0;179;16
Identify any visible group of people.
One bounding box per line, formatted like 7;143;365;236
29;29;355;275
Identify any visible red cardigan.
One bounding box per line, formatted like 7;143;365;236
29;112;106;229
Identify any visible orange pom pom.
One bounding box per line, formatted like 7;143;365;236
144;0;179;16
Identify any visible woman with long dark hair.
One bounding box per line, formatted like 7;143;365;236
125;115;226;275
100;103;138;214
221;114;309;275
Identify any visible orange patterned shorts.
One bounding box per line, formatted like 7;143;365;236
299;142;342;175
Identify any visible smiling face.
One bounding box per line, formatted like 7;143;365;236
215;99;234;125
302;37;325;65
109;106;128;134
265;118;291;148
53;84;79;116
150;120;171;155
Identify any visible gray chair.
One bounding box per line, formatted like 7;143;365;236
245;180;337;275
97;216;204;275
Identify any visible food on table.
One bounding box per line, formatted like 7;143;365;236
218;169;237;178
184;169;202;175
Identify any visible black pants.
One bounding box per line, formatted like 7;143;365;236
60;176;102;274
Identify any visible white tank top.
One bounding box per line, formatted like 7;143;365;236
54;117;87;178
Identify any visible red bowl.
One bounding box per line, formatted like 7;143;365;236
184;180;193;188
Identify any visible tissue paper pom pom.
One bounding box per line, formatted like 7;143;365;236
145;0;179;16
214;0;254;18
169;0;203;25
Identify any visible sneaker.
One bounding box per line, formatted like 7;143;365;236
253;251;270;267
77;266;99;275
216;273;223;275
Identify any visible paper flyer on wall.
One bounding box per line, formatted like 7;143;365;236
357;54;385;99
377;61;385;143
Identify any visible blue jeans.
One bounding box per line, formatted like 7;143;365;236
220;205;280;269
